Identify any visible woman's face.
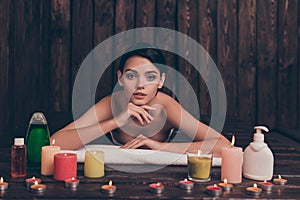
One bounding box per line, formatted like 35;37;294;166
118;56;165;105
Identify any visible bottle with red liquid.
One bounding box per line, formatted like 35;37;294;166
11;138;27;177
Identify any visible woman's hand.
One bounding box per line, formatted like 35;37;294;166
120;135;165;150
115;103;156;127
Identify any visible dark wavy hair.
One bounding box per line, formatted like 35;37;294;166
118;43;166;74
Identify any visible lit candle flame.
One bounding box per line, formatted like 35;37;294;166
231;135;235;147
64;153;67;156
71;177;75;181
184;178;188;182
109;180;112;186
224;179;228;184
52;139;55;146
213;184;217;187
34;181;38;185
197;150;201;156
253;183;257;188
32;176;36;179
278;175;282;179
264;180;267;183
0;177;3;183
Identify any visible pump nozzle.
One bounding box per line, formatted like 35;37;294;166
254;126;269;134
253;126;269;142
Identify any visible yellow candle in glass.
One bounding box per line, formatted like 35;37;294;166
84;150;104;178
187;150;212;180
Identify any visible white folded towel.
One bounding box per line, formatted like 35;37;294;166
61;144;221;166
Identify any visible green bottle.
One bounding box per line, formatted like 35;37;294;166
26;112;50;170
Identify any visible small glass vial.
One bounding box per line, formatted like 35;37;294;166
11;138;27;177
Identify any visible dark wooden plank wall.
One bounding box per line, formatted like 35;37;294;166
0;0;299;136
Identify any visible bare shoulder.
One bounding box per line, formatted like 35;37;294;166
156;92;179;106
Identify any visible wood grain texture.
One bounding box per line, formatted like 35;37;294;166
94;0;115;102
0;0;299;134
50;0;71;112
0;0;10;132
198;0;217;118
256;0;278;127
71;0;94;117
156;0;177;98
277;0;298;128
9;0;50;131
237;0;256;125
135;0;155;42
177;0;200;117
217;0;238;117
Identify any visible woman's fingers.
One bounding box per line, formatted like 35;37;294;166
121;135;146;149
128;103;154;124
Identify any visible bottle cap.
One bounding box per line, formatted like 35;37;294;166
29;112;48;125
14;138;24;146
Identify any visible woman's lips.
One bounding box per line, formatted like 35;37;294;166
133;92;146;99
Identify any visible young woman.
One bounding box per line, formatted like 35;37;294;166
51;44;230;156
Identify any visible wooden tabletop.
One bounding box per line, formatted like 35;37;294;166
1;119;300;199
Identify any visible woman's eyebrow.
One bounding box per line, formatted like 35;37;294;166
145;71;158;74
124;69;137;73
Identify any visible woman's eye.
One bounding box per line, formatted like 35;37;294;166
146;74;157;81
125;73;137;80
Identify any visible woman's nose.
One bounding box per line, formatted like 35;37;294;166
137;77;147;88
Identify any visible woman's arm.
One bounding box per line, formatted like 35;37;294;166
51;94;156;150
50;96;117;150
121;94;231;155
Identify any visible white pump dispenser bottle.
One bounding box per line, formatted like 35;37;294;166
242;126;274;181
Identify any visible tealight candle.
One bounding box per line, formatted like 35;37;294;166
246;183;262;196
65;177;80;189
0;177;8;191
30;181;46;194
179;178;194;190
101;180;117;194
25;176;42;187
273;175;287;185
258;180;273;191
149;182;165;194
206;184;222;196
218;178;233;191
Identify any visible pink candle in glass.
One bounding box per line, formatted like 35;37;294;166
221;135;243;183
53;153;77;181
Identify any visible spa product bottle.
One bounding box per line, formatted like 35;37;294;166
243;126;274;181
26;112;50;170
11;138;27;177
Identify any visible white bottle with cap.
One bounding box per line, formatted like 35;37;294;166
242;126;274;181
